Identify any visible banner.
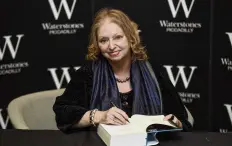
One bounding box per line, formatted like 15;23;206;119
1;0;231;132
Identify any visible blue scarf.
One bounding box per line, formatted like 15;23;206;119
90;57;162;115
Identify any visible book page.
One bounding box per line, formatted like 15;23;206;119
129;114;176;132
99;123;145;136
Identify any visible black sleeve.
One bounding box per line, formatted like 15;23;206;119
156;72;193;132
53;62;93;133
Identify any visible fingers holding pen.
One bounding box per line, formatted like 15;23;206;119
100;107;129;125
114;107;129;122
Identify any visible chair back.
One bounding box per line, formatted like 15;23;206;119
7;89;65;130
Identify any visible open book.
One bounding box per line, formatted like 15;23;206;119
97;114;182;146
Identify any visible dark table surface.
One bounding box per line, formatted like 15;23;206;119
0;130;232;146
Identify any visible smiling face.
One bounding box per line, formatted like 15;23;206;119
97;19;131;63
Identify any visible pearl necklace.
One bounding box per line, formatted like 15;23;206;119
115;77;130;83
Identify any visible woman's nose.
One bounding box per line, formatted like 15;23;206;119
108;40;115;50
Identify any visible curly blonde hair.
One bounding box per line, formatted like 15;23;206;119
86;8;148;61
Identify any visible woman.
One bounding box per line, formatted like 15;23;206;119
53;8;193;133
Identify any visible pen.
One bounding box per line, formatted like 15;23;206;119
110;101;130;123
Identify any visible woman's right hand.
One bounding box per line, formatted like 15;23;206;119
96;107;129;125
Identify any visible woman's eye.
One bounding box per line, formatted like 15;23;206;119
115;35;123;40
99;39;107;43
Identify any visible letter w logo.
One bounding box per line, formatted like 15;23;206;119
224;104;232;126
0;34;24;61
167;0;195;18
48;67;80;89
48;0;77;20
225;32;232;47
163;65;197;89
0;109;9;129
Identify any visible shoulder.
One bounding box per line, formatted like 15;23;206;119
70;60;93;83
77;60;93;74
146;61;175;91
145;61;165;81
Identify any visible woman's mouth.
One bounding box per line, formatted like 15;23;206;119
108;51;120;57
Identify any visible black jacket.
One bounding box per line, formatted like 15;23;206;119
53;61;193;133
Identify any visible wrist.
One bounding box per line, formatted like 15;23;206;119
89;109;98;126
94;111;104;124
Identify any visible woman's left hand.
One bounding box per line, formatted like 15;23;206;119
164;114;182;128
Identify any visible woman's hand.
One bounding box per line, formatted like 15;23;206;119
164;114;182;128
95;107;129;125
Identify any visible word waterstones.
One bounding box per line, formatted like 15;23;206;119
221;58;232;71
178;92;200;103
42;23;84;30
160;20;201;28
42;23;84;35
0;62;29;75
159;20;201;33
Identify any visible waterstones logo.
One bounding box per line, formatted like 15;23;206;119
42;23;84;35
226;32;232;47
159;0;202;33
0;34;29;75
220;104;232;133
224;104;232;126
0;109;9;129
49;0;76;20
0;34;24;61
42;0;84;35
159;20;201;33
221;58;232;71
167;0;195;18
163;65;200;103
221;32;232;71
0;62;29;75
48;66;80;89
